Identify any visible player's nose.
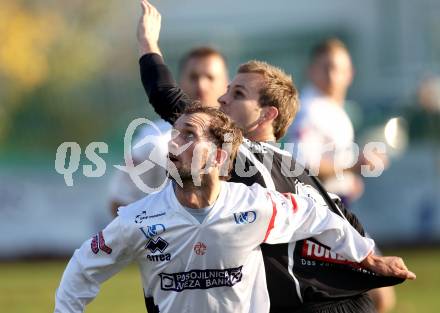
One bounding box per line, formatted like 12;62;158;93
167;136;180;152
218;93;228;110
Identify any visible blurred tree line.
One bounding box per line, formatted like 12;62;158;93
0;0;150;156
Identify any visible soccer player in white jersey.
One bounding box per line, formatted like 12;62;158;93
54;105;415;313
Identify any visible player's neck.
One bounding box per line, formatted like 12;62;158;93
246;126;276;142
173;175;221;209
329;92;346;106
322;88;346;106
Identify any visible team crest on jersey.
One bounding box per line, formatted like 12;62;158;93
233;211;257;224
140;224;166;239
193;242;207;255
90;231;112;255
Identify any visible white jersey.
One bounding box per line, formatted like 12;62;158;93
55;181;374;313
286;85;358;196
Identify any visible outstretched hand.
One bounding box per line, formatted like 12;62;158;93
137;0;162;56
361;253;416;280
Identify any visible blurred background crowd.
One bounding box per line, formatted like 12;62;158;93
0;0;439;312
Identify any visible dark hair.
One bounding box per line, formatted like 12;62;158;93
310;38;349;64
182;103;243;179
178;46;227;76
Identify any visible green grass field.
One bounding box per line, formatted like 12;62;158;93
0;248;439;313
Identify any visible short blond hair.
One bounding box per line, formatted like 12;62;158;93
238;61;299;140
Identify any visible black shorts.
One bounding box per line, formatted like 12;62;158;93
299;294;377;313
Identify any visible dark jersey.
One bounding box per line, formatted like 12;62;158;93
139;53;403;312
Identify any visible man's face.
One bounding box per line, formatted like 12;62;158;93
180;55;228;108
309;49;353;97
218;72;264;132
167;113;216;183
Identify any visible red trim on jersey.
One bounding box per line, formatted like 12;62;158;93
264;193;278;243
289;194;298;213
98;231;113;254
282;193;298;213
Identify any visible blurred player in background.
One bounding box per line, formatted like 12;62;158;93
108;46;228;216
285;38;395;313
285;39;365;204
406;75;440;143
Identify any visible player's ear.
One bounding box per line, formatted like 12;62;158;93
215;148;229;167
260;106;278;124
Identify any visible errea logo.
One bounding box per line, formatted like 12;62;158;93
146;237;168;253
233;211;257;224
145;237;171;262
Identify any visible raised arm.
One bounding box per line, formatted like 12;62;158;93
262;188;416;280
137;0;192;124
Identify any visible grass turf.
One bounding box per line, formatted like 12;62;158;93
0;248;438;313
